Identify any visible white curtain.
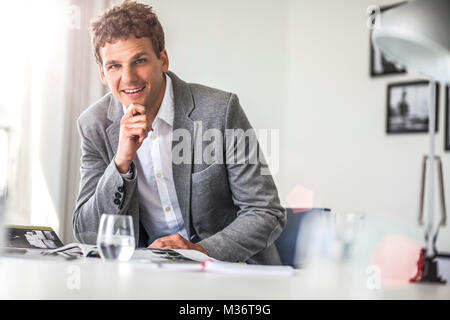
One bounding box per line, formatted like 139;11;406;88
60;0;111;243
0;0;110;243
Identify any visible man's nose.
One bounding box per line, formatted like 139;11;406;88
121;65;138;84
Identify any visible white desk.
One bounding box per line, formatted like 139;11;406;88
0;254;449;299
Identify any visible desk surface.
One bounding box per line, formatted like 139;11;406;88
1;255;449;299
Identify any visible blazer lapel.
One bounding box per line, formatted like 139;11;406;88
105;94;123;160
168;71;195;239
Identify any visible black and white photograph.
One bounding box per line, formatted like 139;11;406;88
386;81;439;134
446;86;450;151
369;3;407;77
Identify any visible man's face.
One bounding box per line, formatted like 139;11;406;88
99;36;169;111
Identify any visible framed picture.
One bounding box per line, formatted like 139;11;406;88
445;86;450;151
369;3;407;77
386;80;440;134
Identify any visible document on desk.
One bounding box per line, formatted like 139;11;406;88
131;248;215;272
132;248;214;263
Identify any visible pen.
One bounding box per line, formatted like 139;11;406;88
291;208;331;213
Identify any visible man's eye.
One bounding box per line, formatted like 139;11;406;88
109;64;120;70
136;59;146;64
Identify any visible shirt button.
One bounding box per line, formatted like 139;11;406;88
165;206;171;212
118;186;124;193
115;192;122;199
156;173;162;179
114;199;121;205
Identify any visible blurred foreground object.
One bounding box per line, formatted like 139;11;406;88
275;208;365;268
372;0;449;284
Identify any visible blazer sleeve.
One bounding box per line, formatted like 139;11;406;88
72;119;137;244
197;93;286;262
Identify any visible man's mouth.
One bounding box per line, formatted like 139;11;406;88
122;86;146;97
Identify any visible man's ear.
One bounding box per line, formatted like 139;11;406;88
160;49;169;72
99;66;108;85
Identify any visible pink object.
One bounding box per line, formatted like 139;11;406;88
370;234;422;289
285;185;314;213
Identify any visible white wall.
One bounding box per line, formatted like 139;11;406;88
147;0;450;251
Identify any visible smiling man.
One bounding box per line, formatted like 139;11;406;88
72;0;285;264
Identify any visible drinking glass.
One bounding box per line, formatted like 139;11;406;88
294;210;336;268
97;214;135;261
335;211;365;260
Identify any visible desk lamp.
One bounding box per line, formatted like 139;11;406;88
372;0;449;283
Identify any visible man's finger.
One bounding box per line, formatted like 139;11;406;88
123;103;146;119
125;114;147;123
148;242;170;249
129;103;146;114
124;122;149;130
124;128;148;141
148;234;189;247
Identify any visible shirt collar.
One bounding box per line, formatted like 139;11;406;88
122;73;174;128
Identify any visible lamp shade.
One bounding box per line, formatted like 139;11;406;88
372;0;450;84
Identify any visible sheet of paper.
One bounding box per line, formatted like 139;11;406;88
131;248;211;263
172;249;217;262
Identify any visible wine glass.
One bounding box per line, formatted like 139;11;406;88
97;214;135;261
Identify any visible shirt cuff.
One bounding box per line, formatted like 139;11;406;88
120;162;135;180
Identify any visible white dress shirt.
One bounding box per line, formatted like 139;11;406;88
122;74;188;244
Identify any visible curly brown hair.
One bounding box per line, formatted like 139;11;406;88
91;0;165;65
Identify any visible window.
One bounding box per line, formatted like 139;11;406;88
0;128;8;196
0;1;107;239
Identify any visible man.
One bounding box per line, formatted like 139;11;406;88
398;89;409;121
72;0;285;264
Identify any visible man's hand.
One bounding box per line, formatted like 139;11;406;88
115;103;152;173
148;234;209;256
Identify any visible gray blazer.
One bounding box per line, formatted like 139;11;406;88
73;71;286;264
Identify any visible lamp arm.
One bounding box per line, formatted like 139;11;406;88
436;157;447;227
425;81;436;257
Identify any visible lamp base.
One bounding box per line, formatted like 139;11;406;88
410;249;446;284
